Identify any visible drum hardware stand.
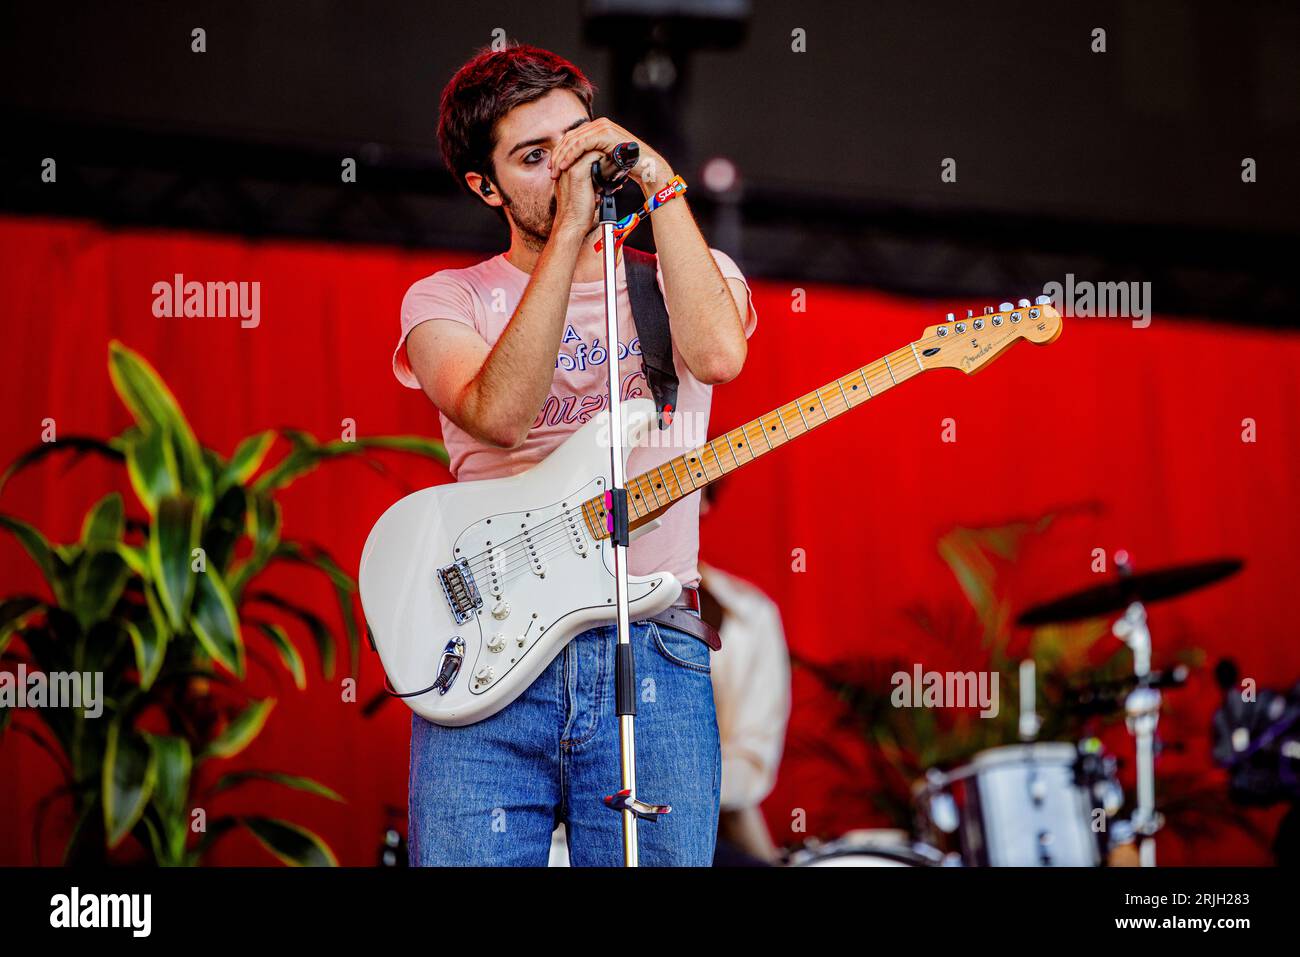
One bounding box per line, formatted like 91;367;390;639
1015;554;1242;868
1113;598;1164;866
591;148;670;865
1019;658;1042;741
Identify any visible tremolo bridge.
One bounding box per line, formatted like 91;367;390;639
436;558;482;624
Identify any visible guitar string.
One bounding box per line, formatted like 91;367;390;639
456;318;1042;579
456;336;939;576
461;360;925;586
457;325;968;583
461;354;924;586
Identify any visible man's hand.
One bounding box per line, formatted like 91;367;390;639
552;147;605;243
548;117;674;197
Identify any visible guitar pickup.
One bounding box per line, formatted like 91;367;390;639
437;558;483;624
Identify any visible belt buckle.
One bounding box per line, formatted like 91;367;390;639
675;585;701;614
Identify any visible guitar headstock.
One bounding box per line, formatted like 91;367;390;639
916;296;1063;375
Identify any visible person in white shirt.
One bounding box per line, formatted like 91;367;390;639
698;481;792;865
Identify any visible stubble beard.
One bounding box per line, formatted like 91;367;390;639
503;186;558;253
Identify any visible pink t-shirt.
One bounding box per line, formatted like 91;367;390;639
393;247;757;589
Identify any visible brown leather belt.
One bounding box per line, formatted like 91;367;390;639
642;585;721;651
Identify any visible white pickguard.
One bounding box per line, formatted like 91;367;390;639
358;399;682;726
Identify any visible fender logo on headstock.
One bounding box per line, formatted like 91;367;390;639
960;341;994;370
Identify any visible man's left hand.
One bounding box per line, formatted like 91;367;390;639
548;118;674;197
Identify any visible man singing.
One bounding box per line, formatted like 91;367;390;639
393;42;757;865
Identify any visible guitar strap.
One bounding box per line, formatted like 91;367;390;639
623;248;724;652
623;247;679;430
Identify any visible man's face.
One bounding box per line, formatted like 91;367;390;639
487;88;590;250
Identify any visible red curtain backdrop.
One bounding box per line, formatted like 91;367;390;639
2;215;1297;865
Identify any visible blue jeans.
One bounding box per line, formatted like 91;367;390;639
408;612;721;866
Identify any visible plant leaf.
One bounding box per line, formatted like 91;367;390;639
221;430;276;489
252;432;447;494
248;592;335;678
202;484;247;572
124;612;168;691
0;436;124;498
272;542;360;676
211;770;343;802
149;494;199;629
242;817;337;866
204;698;274;759
0;513;73;607
108;341;211;501
103;719;158;849
124;424;180;514
114;542;150;577
0;597;44;656
80;492;126;546
191;567;245;678
70;548;132;630
228;493;281;601
249;619;305;689
143;733;192;864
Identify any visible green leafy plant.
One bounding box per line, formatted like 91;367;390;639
0;341;447;865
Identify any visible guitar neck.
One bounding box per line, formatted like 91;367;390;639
581;338;930;538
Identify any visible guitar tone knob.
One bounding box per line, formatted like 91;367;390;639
487;634;507;653
492;600;510;620
475;666;495;682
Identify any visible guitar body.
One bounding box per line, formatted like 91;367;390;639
359;398;681;727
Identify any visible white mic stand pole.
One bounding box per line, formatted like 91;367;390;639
592;147;670;866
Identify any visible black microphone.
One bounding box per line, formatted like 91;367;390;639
591;141;639;192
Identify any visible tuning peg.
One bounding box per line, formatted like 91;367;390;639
984;306;994;314
1034;295;1051;305
966;310;973;318
1017;298;1031;308
998;302;1014;312
945;312;955;321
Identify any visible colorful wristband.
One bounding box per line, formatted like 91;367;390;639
593;175;688;253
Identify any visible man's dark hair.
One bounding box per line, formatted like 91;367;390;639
437;42;597;222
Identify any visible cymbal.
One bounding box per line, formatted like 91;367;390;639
1017;558;1244;626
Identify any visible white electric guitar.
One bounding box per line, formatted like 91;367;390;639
359;298;1063;725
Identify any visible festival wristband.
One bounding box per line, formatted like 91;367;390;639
593;175;688;252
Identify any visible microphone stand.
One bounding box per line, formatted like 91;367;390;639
592;148;670;865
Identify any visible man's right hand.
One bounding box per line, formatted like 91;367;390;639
552;148;605;244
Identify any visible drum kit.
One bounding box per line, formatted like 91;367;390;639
787;554;1243;868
